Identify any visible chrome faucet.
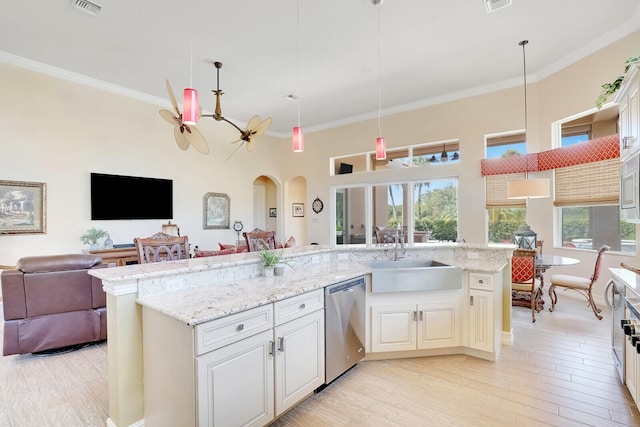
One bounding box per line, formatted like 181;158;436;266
394;224;405;261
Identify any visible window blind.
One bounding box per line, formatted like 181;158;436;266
486;173;527;208
553;158;619;207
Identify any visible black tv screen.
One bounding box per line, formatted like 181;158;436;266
91;173;173;220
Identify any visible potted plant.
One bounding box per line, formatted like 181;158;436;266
81;227;108;250
595;54;640;109
258;248;293;277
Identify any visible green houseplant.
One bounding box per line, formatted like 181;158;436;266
258;247;294;276
81;227;108;249
595;54;640;109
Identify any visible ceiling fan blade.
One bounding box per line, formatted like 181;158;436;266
251;117;272;138
174;126;190;151
159;109;179;125
246;140;255;152
226;141;245;161
245;115;260;132
185;125;210;155
165;80;181;118
230;138;243;144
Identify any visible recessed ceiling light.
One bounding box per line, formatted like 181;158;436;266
484;0;511;13
72;0;102;16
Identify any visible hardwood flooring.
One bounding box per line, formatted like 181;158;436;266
0;294;638;426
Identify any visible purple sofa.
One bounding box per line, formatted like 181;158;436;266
1;254;107;355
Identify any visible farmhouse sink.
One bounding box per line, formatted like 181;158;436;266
366;259;462;293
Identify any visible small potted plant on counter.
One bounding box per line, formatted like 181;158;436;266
258;247;293;277
81;227;108;251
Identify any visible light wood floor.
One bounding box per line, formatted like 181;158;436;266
1;295;638;426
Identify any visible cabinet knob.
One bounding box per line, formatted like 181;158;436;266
299;303;306;310
478;279;484;284
236;323;244;332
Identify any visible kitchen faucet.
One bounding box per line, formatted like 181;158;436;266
394;224;405;261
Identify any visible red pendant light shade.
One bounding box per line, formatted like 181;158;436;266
376;137;386;160
292;126;304;152
183;88;199;125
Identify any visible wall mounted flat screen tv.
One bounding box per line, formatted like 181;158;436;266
91;173;173;220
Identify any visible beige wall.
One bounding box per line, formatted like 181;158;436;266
2;31;640;294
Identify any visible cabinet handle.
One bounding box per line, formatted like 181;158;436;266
236;323;244;332
269;341;275;356
413;311;417;321
623;136;635;148
299;303;306;310
278;337;285;352
470;296;474;306
419;310;424;321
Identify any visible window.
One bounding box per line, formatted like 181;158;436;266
485;132;527;244
413;179;458;242
560;206;635;253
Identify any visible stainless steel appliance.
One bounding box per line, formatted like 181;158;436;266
606;278;626;381
324;276;366;384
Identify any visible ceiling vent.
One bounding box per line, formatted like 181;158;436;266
72;0;102;16
484;0;511;13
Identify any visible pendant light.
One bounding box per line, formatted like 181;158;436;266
507;40;550;199
374;0;386;160
292;0;304;152
182;3;198;126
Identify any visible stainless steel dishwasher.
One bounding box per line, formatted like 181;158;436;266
324;275;366;384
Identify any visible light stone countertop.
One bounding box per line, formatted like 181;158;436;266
136;261;370;326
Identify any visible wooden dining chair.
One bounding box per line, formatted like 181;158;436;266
134;232;190;264
242;228;277;252
548;245;609;320
511;248;543;322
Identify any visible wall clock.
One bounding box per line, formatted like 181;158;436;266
312;197;324;214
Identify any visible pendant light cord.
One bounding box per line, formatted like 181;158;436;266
189;1;195;88
296;0;301;127
520;40;529;179
376;3;382;137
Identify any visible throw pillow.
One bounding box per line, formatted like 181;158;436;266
285;236;296;248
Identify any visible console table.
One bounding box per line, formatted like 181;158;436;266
90;247;138;266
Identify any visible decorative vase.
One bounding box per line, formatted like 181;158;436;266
263;266;274;277
274;264;285;276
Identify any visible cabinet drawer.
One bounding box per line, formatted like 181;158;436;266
469;273;493;291
195;304;273;355
274;289;324;326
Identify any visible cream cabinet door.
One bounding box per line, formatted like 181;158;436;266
371;304;417;352
417;302;460;349
196;329;274;427
468;289;493;353
274;309;325;416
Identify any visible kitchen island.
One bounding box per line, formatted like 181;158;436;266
90;244;512;427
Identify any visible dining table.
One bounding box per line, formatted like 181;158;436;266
535;254;581;290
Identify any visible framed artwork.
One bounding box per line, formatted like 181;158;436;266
0;180;47;234
203;192;230;229
292;203;304;217
269;207;277;218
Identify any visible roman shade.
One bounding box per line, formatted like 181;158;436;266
553;158;620;207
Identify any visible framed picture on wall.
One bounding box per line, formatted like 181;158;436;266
269;207;277;218
292;203;304;217
203;192;230;229
0;180;47;234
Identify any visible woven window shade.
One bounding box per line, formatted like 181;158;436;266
486;173;527;208
553;158;620;207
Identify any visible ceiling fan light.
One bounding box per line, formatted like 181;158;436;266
428;155;438;163
452;152;460;161
183;88;199;125
376;137;386;160
292;126;304;152
440;146;449;162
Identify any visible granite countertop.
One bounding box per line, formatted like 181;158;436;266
610;267;640;296
137;261;370;326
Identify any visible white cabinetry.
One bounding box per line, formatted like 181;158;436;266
370;300;460;353
273;291;325;416
466;272;501;358
617;64;640;160
142;289;324;427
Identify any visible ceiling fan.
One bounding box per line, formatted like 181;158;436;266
200;62;272;160
158;80;210;154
